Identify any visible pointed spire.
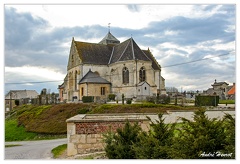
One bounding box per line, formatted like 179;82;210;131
99;30;120;45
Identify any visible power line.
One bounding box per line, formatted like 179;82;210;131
5;51;233;85
5;80;63;85
161;52;233;68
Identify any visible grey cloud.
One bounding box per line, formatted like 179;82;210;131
4;5;235;92
126;4;140;12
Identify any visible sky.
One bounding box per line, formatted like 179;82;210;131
2;2;237;95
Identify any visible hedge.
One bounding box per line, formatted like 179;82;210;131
195;95;219;106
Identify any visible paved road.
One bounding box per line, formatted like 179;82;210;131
5;138;67;159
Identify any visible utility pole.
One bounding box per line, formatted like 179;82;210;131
9;91;12;111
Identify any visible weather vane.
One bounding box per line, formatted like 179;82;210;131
108;23;111;32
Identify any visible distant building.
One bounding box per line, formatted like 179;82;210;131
203;79;230;100
58;31;166;102
227;83;235;100
5;90;39;111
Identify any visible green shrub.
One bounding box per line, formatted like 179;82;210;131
195;95;219;106
103;121;141;159
82;96;94;103
126;99;132;104
158;95;170;104
133;113;176;159
108;94;116;101
169;109;230;159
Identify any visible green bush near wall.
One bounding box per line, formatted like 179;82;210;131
195;95;219;106
82;96;94;103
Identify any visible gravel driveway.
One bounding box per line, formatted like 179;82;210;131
5;138;67;159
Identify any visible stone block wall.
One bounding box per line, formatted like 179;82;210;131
66;114;150;157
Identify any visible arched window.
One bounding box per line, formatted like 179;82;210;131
122;67;129;84
139;67;146;82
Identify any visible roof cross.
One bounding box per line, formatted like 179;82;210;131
108;23;111;32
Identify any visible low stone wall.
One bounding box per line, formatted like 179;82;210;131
66;114;150;157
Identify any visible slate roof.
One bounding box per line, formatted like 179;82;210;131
109;38;151;64
74;41;113;65
5;90;39;99
142;49;161;70
79;70;111;84
74;32;161;70
99;32;120;45
212;81;229;86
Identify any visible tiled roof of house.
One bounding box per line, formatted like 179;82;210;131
5;90;39;99
228;84;235;95
79;70;111;84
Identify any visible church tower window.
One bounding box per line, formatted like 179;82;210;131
122;67;129;84
139;67;146;82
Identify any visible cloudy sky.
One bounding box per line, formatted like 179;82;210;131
3;3;236;94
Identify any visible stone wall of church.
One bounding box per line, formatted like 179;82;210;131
79;83;110;101
81;64;109;81
109;60;158;99
109;60;155;87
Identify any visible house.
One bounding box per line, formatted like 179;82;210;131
204;79;229;99
79;70;111;102
227;83;235;100
58;31;166;102
5;90;39;111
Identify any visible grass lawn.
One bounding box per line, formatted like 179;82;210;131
219;100;235;104
5;119;38;141
51;144;67;158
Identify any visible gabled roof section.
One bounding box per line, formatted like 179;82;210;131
5;90;39;99
99;32;120;45
142;49;161;70
74;41;113;65
79;70;111;84
109;38;151;64
138;81;150;86
211;80;229;86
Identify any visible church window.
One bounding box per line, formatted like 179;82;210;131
81;87;84;96
139;67;146;82
122;67;129;84
101;87;106;95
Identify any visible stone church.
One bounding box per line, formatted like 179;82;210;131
58;31;166;102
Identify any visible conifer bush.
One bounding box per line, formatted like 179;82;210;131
103;110;235;159
103;121;141;159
